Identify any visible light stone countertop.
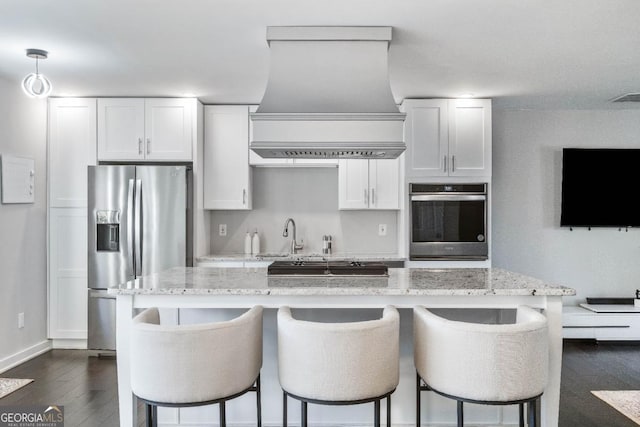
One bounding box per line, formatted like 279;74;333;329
196;253;406;262
109;267;576;296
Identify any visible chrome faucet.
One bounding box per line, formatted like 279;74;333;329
282;218;304;254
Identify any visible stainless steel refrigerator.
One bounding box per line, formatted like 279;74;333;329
87;165;192;354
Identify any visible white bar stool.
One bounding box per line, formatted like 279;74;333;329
130;306;263;427
277;306;400;427
413;305;549;427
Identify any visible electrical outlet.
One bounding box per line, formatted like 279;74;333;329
378;224;387;236
18;312;24;329
219;224;227;236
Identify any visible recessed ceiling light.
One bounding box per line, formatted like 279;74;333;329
458;93;475;99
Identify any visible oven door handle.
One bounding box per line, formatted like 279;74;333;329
411;194;486;201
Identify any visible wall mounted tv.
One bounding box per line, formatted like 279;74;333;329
561;148;640;227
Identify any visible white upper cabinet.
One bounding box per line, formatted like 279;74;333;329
97;98;193;161
97;98;144;160
204;105;252;210
402;99;491;178
338;158;400;210
144;99;194;161
338;159;370;209
369;159;401;209
48;98;97;207
448;99;492;176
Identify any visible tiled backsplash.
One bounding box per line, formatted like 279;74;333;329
209;167;398;255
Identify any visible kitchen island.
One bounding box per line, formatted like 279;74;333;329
110;267;574;427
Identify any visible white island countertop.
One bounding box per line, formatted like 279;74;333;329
108;266;575;297
112;266;574;427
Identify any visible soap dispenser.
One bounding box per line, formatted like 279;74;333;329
244;230;252;256
251;229;260;256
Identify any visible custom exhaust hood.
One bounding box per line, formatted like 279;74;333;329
250;26;406;159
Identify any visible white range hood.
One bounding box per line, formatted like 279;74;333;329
250;26;406;159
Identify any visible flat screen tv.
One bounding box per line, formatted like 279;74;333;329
561;148;640;227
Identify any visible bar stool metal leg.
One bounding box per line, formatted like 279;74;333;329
528;398;538;427
219;401;226;427
519;403;524;427
256;376;262;427
416;372;421;427
374;399;381;427
152;405;157;427
144;403;151;427
301;400;308;427
283;391;288;427
457;400;463;427
387;395;391;427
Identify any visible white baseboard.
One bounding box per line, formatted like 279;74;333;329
51;338;87;349
0;340;52;374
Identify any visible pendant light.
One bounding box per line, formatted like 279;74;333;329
22;49;52;98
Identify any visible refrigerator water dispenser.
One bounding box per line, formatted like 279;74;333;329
96;210;120;252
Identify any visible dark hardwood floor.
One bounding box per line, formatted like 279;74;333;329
559;340;640;427
1;340;638;426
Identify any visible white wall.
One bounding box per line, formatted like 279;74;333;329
210;167;399;255
492;109;640;306
0;76;49;368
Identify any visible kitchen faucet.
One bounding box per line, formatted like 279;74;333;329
282;218;304;254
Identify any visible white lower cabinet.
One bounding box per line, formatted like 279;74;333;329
563;306;640;341
204;106;252;210
338;158;400;210
48;208;87;340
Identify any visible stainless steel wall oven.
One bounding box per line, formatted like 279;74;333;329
409;183;488;260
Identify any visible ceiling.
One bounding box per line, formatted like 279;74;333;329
1;0;639;110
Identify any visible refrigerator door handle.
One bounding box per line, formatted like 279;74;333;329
134;179;143;277
127;179;135;277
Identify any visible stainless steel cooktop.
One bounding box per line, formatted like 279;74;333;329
267;260;388;277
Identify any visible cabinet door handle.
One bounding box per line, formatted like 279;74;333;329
364;188;369;206
243;189;247;205
138;138;143;155
371;188;375;206
443;155;447;172
146;138;151;155
452;155;456;172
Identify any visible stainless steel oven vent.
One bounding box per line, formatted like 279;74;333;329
250;26;406;159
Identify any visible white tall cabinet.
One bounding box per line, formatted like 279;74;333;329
203;105;252;210
338;158;401;210
47;98;96;345
97;98;193;161
401;99;491;178
48;97;206;348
